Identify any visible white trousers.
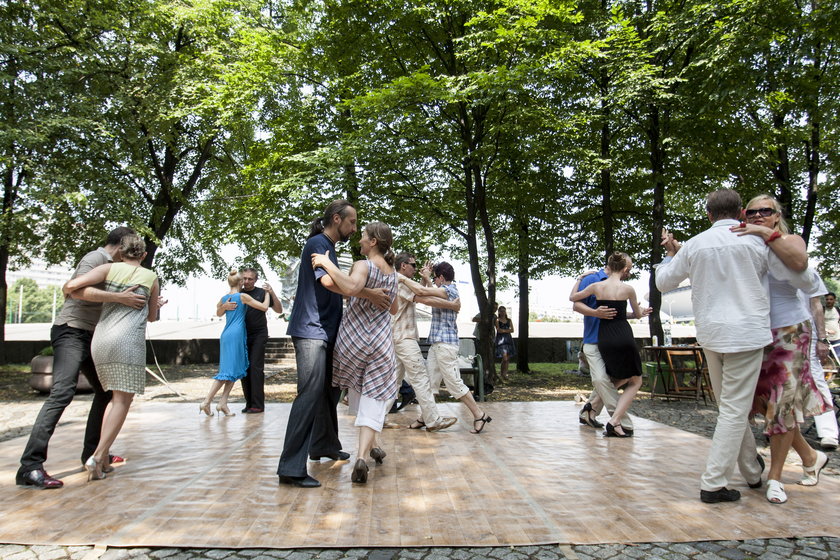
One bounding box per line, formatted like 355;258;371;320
347;388;387;432
394;338;441;425
427;343;469;400
809;333;839;440
701;348;764;491
583;343;633;429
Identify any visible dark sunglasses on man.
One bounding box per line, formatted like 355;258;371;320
745;207;776;218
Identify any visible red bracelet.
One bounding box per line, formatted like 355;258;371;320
766;231;782;244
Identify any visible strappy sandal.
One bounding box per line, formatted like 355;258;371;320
409;419;425;429
471;413;492;434
799;450;828;486
766;479;787;504
578;402;604;429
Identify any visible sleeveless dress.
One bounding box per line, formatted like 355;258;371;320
596;299;641;380
91;263;157;394
332;261;398;401
214;292;249;382
495;319;516;358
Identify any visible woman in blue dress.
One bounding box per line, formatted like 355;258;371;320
201;269;269;416
494;306;515;381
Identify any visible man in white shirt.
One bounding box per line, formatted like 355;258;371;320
656;189;815;504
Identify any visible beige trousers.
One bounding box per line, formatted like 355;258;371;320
701;348;764;491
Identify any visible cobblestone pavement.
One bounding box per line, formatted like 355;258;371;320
1;538;839;559
2;367;838;559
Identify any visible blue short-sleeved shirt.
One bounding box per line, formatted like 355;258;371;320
286;233;343;342
428;283;459;346
580;269;608;345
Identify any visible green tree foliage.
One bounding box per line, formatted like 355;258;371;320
6;278;58;324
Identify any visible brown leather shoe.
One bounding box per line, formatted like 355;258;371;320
16;469;63;489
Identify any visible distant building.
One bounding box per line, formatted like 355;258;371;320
7;259;71;288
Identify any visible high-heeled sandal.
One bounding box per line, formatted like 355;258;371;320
799;450;828;486
84;456;106;481
370;447;387;465
604;422;631;438
216;404;235;417
471;413;492;434
351;458;369;483
199;402;213;416
578;402;604;429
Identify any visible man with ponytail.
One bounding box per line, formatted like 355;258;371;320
277;200;390;488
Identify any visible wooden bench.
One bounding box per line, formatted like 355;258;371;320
417;340;486;402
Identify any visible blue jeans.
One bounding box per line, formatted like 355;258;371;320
18;324;112;473
276;337;343;478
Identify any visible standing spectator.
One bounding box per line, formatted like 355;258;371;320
62;234;160;481
15;227;145;489
238;267;282;414
823;292;840;358
494;306;515;382
656;189;815;504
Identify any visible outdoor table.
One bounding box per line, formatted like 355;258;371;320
642;345;715;404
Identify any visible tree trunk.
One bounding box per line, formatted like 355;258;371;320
647;104;666;342
516;217;530;373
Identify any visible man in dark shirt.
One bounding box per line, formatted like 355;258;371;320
239;267;282;413
276;199;388;488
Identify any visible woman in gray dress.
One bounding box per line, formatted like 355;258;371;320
63;234;160;480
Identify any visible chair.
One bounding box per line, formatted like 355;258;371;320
664;348;714;404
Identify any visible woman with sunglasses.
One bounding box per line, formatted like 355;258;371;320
734;195;831;504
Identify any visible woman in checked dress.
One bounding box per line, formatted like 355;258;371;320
311;221;398;484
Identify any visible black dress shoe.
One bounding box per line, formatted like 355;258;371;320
241;407;249;413
278;475;321;488
242;408;264;414
309;451;350;461
700;487;741;503
16;469;64;489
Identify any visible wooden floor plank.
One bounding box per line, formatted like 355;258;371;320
1;400;838;548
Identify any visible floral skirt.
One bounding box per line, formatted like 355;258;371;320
752;321;831;436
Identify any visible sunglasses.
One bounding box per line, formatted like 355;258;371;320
745;207;776;218
406;262;417;267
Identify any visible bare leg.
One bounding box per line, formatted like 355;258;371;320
458;391;484;420
500;352;510;380
217;381;235;415
93;390;134;468
790;425;817;468
201;380;225;415
767;429;796;482
356;426;376;459
608;375;642;434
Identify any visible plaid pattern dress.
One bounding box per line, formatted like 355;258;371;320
332;260;399;401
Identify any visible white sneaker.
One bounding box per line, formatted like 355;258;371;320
820;437;838;451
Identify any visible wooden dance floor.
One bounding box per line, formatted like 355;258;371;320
1;401;838;548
